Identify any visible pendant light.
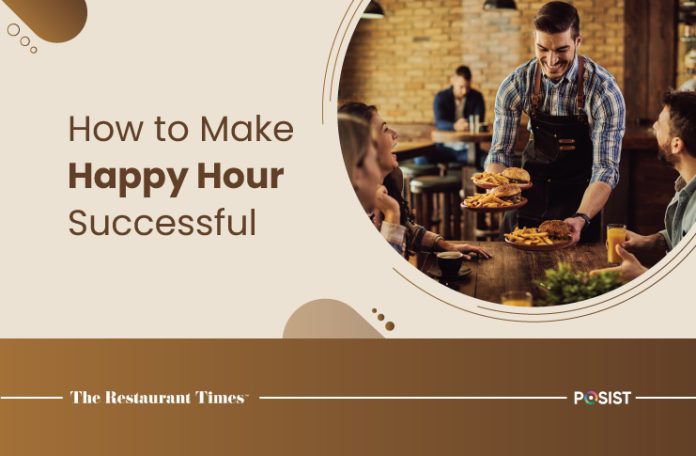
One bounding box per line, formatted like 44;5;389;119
362;1;385;19
483;0;517;11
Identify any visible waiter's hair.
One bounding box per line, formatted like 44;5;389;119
534;2;580;40
455;65;472;81
663;91;696;157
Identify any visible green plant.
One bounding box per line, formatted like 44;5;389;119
535;263;621;306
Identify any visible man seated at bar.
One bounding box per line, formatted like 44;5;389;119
414;65;486;168
593;91;696;281
485;1;625;245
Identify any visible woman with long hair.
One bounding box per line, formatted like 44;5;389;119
338;113;407;254
338;102;490;260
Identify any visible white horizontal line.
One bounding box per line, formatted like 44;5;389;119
635;396;696;400
259;396;567;400
1;396;63;400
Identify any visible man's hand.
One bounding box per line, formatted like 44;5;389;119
623;230;656;253
570;181;612;243
437;239;492;260
374;185;400;224
624;231;668;267
591;244;648;283
562;216;584;247
454;118;469;132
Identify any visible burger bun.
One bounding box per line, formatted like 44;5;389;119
501;167;531;184
538;220;572;239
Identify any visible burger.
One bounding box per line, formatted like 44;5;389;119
491;183;522;204
538;220;572;241
501;167;531;185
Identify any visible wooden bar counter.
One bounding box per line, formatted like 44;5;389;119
430;130;493;144
392;140;435;161
425;241;608;304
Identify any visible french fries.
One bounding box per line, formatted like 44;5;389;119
463;192;513;208
504;227;555;245
472;171;510;187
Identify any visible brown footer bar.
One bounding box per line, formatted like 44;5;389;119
0;340;693;455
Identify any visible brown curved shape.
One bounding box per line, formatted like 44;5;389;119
2;0;87;43
283;299;383;339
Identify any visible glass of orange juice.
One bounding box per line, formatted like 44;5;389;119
501;291;533;307
607;224;627;264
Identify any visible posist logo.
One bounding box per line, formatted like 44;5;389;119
581;390;599;405
573;390;632;406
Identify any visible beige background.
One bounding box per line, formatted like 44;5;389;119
0;0;694;337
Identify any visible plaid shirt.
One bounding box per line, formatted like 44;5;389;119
380;221;407;255
485;56;626;189
371;210;441;257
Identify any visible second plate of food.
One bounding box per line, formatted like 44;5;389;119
475;181;533;190
461;184;528;212
462;197;528;212
471;168;533;190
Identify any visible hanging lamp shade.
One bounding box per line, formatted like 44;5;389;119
362;1;385;19
483;0;517;11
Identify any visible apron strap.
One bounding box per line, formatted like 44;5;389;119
576;56;585;114
531;56;586;114
532;61;542;111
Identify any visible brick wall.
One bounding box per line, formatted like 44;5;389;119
677;24;694;89
339;0;625;125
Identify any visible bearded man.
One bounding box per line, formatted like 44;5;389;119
592;91;696;281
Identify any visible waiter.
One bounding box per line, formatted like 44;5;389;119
485;1;625;244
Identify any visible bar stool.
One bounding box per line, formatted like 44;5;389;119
444;161;465;177
400;163;439;207
474;211;504;241
446;161;479;240
409;175;462;240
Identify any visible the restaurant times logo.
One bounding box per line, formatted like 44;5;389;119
573;390;632;406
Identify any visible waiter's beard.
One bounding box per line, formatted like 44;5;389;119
541;50;576;82
657;140;678;165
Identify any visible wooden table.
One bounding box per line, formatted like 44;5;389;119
425;241;608;304
392;140;435;162
392;131;494;163
430;130;493;166
430;131;493;143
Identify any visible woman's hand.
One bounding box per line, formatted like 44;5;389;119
437;239;492;260
374;185;400;224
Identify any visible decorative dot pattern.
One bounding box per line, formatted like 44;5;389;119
5;23;38;54
370;308;396;332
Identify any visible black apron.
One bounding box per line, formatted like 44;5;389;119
515;56;600;242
